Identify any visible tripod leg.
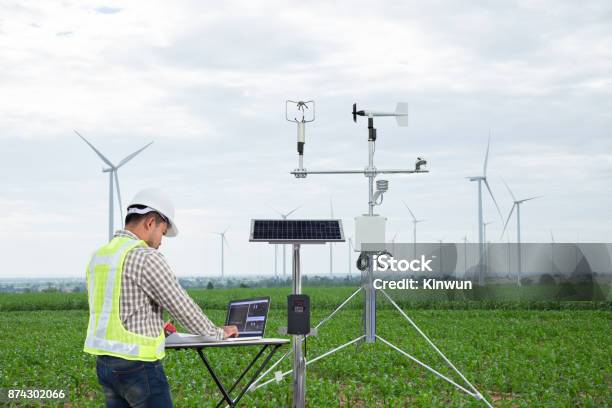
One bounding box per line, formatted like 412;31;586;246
249;348;293;391
253;335;365;390
311;287;362;334
377;336;481;399
379;289;494;408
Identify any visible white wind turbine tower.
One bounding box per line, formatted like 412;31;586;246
483;221;493;274
467;136;503;285
274;205;301;278
390;232;398;257
76;131;153;241
211;227;230;279
499;178;541;286
402;201;425;247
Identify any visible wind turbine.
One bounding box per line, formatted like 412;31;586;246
274;205;302;278
211;227;230;278
499;178;540;286
467;136;503;285
401;201;425;259
76;131;153;241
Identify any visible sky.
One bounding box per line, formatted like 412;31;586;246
0;0;611;278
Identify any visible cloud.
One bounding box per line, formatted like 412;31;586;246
0;0;610;277
95;7;121;15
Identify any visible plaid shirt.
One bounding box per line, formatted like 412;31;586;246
110;230;224;340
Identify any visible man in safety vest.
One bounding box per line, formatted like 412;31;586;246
84;188;238;407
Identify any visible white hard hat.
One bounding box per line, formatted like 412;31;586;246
127;188;179;237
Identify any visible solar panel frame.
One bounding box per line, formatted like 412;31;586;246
249;219;345;244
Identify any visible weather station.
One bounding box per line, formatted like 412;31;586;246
248;101;494;407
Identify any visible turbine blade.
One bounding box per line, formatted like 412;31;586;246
484;179;504;221
500;204;516;239
520;195;541;203
550;230;555;243
114;170;123;224
285;205;302;218
272;207;283;217
401;200;417;221
483;136;491;176
117;141;153;168
501;176;517;202
223;226;230;234
223;235;230;249
75;130;114;168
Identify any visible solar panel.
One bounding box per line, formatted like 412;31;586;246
249;219;345;243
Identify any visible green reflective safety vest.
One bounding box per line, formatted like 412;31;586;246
83;236;166;361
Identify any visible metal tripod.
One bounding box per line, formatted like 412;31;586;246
249;268;493;407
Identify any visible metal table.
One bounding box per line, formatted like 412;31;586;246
166;338;289;407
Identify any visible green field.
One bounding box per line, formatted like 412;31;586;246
0;288;610;407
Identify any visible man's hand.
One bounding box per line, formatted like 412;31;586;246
223;325;239;339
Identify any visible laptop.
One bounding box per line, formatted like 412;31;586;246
222;296;270;341
165;296;271;344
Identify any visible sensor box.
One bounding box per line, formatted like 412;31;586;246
354;215;387;252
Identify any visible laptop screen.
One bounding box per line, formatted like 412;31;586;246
225;297;270;337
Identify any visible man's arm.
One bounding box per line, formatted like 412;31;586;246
138;251;226;340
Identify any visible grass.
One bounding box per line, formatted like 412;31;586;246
0;288;610;407
0;286;610;312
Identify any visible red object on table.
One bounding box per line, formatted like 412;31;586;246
164;321;177;337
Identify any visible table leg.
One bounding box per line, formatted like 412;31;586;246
197;348;234;407
230;344;283;407
214;345;269;408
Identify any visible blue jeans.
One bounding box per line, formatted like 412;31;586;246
96;355;174;408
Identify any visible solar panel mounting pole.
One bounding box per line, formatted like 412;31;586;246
249;219;345;408
291;243;305;408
